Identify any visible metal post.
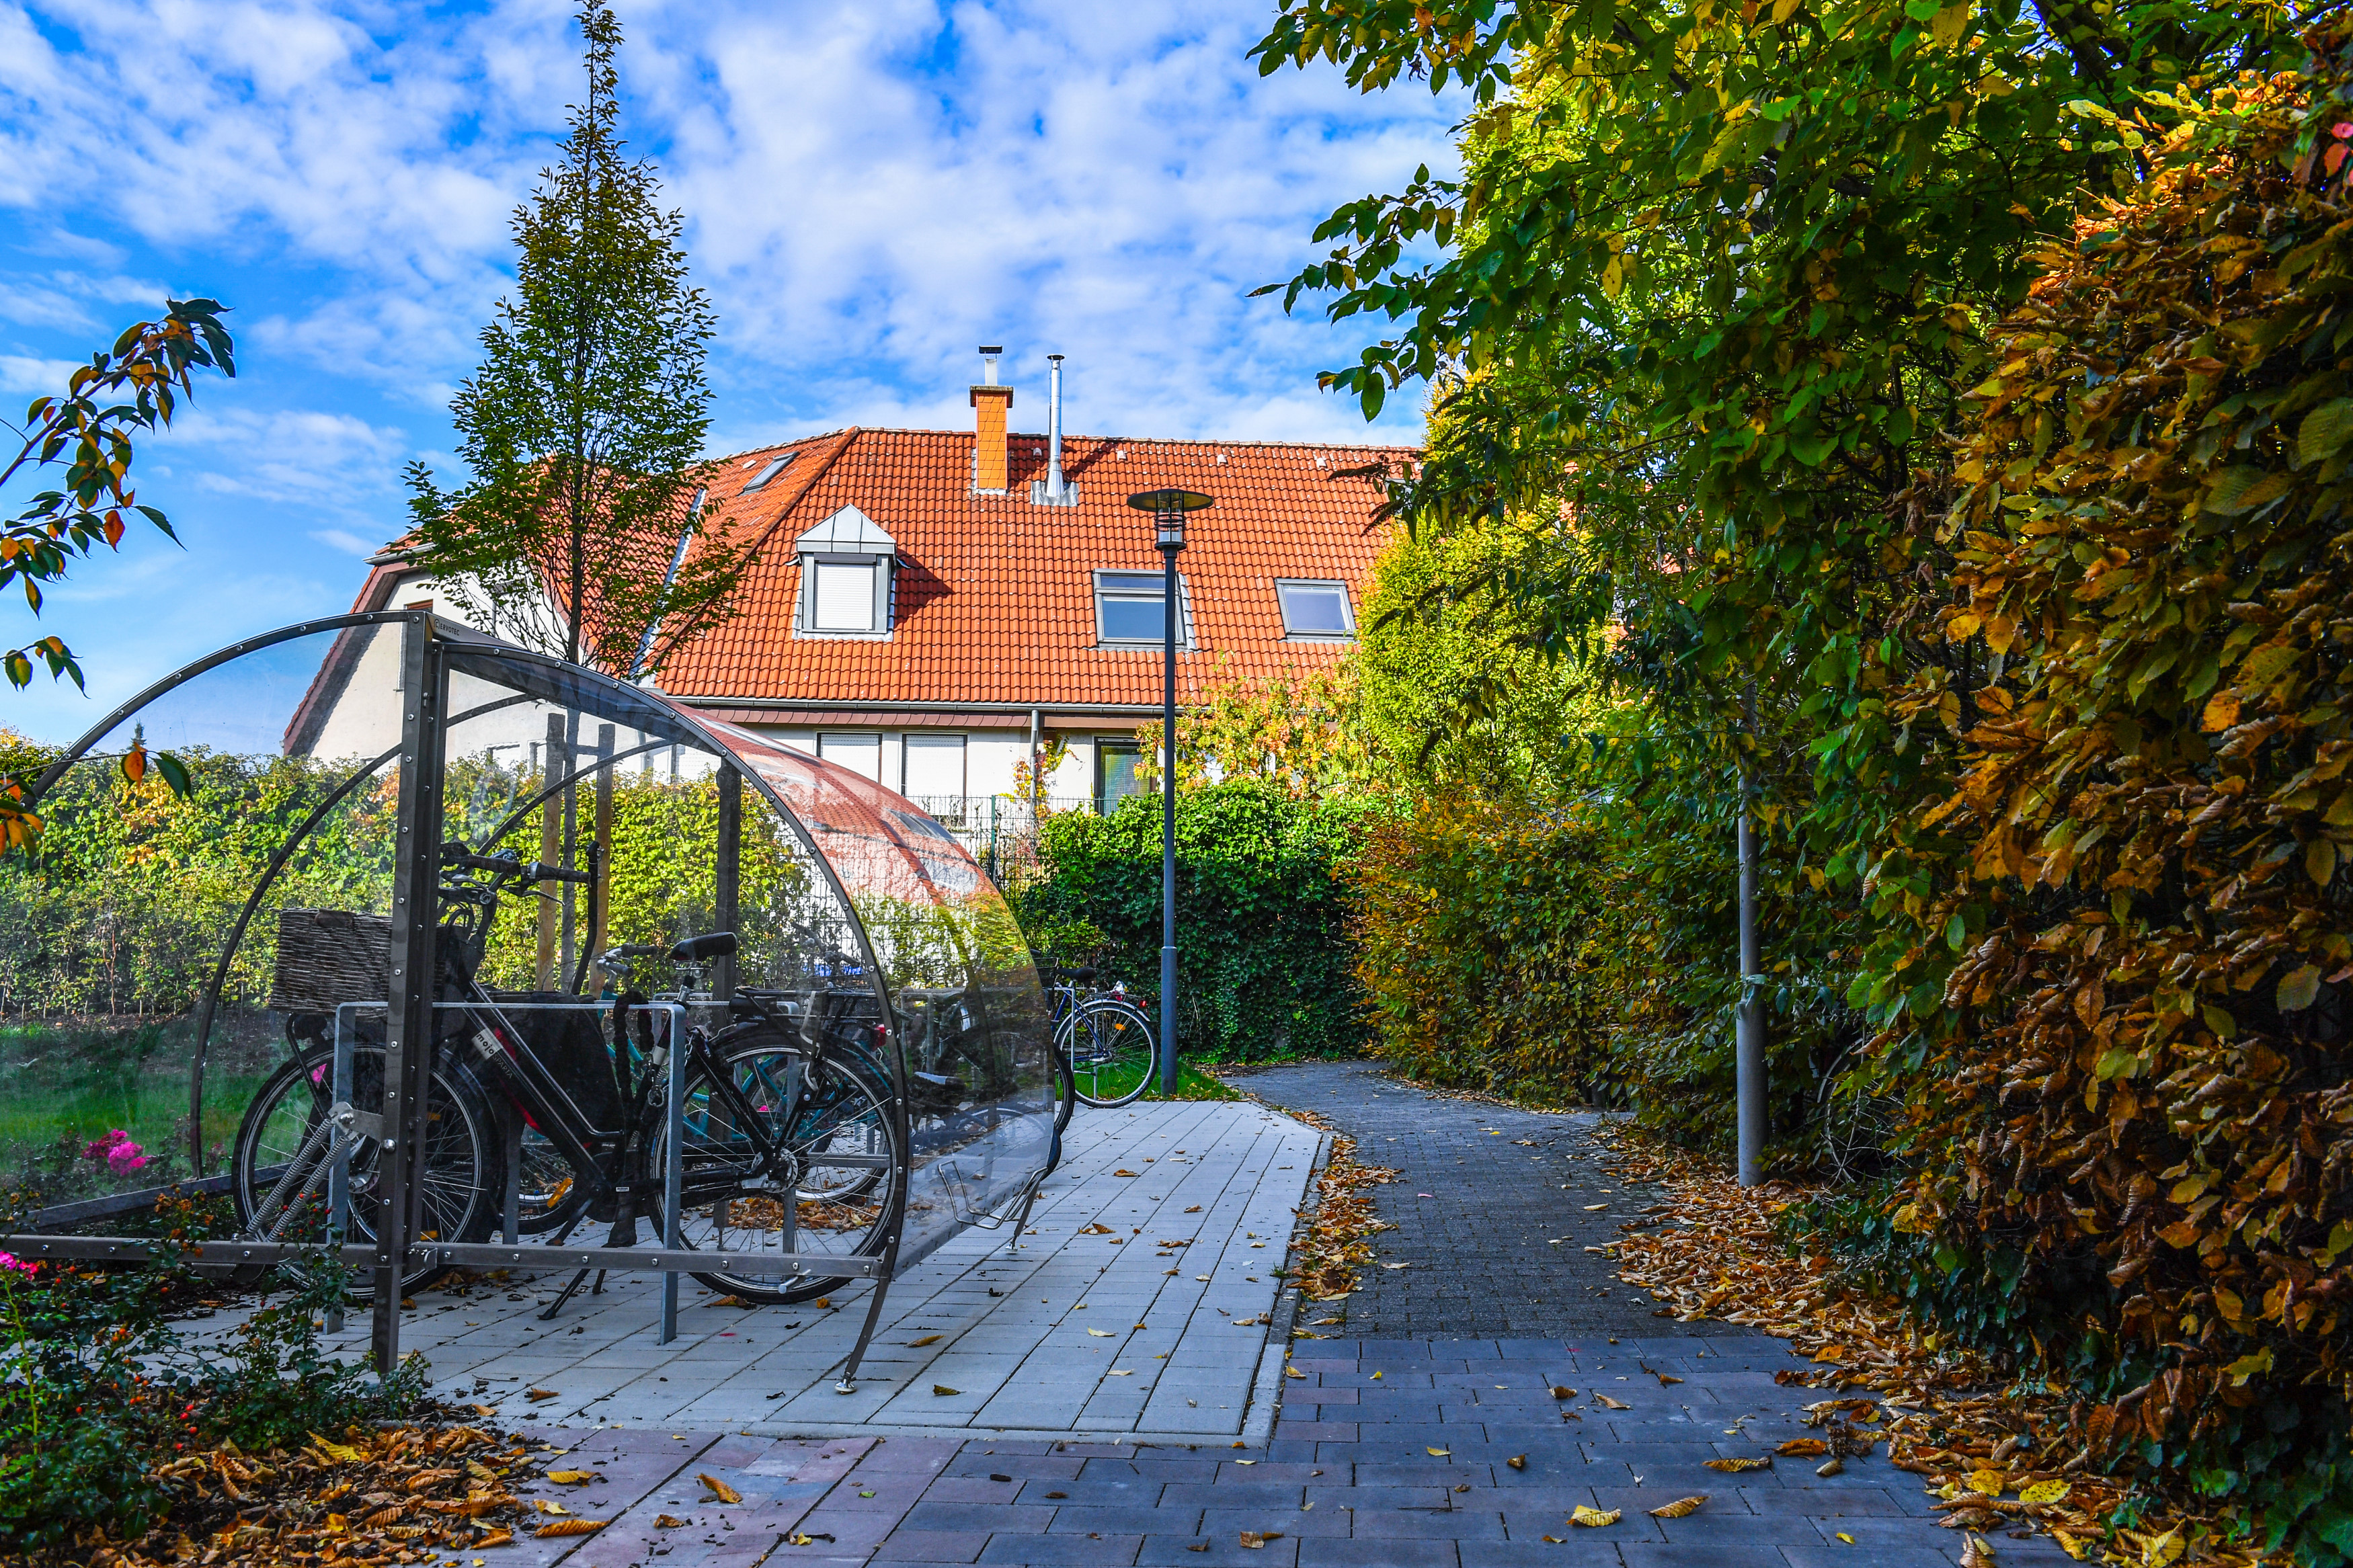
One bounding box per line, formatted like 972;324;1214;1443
588;723;616;978
1735;692;1766;1188
715;764;741;1000
326;1004;357;1336
537;712;563;989
1158;526;1180;1098
660;1003;685;1344
372;614;444;1372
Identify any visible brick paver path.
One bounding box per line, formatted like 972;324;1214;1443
477;1064;2077;1568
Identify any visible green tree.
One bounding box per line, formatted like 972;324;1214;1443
405;2;736;676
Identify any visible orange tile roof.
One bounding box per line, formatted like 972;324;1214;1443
655;425;1412;712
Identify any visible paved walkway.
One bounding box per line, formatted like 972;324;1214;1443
340;1065;2081;1568
306;1098;1320;1443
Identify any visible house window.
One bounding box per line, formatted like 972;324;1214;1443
1096;738;1142;812
818;732;881;780
809;559;882;632
742;454;795;492
904;733;966;802
1092;571;1193;647
1275;579;1355;638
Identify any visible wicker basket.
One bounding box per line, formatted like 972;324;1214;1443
269;907;392;1014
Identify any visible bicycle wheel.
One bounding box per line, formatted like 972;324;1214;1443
662;1038;902;1305
1051;1037;1077;1135
1060;999;1156;1108
231;1047;503;1298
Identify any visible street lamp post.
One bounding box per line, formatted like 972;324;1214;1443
1127;487;1214;1097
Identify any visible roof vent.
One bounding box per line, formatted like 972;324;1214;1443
1032;353;1078;507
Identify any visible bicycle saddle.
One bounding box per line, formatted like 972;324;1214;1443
1058;964;1098;983
670;931;737;962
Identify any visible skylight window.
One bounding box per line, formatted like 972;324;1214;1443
1275;579;1355;639
1094;570;1194;647
742;454;795;493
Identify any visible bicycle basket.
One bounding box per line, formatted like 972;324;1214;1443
268;907;392;1014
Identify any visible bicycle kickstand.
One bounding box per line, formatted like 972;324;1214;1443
539;1268;595;1321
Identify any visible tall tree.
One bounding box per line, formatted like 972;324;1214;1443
405;3;736;676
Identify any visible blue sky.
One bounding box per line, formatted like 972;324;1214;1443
0;0;1458;743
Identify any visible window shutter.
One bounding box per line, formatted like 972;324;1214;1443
813;562;876;632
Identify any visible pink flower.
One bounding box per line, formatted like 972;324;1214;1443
106;1141;147;1174
0;1253;34;1276
83;1128;132;1162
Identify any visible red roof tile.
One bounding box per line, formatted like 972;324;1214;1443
656;425;1412;712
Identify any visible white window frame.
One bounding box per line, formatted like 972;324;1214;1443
1274;578;1356;641
1092;569;1195;649
796;555;895;638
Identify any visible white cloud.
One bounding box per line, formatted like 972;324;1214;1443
310;526;382;556
0;351;77;393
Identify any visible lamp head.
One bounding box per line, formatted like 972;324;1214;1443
1125;488;1213;552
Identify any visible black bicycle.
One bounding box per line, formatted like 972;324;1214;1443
231;843;902;1303
1047;964;1157;1120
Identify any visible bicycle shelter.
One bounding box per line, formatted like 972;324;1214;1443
0;610;1057;1387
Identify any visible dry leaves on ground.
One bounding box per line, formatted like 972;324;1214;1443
91;1421;545;1567
1595;1123;2282;1566
1254;1102;1397;1303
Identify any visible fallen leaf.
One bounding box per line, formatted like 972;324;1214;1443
533;1520;608;1538
1549;1385;1578;1399
525;1389;559;1403
1285;1366;1307;1379
1777;1439;1829;1457
1239;1530;1283;1548
1427;1447;1450;1456
545;1471;596;1485
1817;1457;1845;1477
1570;1505;1621;1527
1108;1369;1133;1376
1507;1454;1527;1471
2143;1526;2186;1566
1837;1533;1855;1544
1185;1205;1202;1213
1088;1328;1117;1337
1113;1169;1140;1177
1186;1546;1209;1554
1960;1533;1996;1568
1967;1467;2007;1495
655;1514;687;1528
532;1501;571;1517
308;1432;367;1464
475;1530;514;1548
1656;1373;1683;1386
933;1385;961;1396
1594;1394;1630;1410
699;1474;742;1504
909;1334;943;1346
1649;1495;1708;1518
1584;1204;1609;1211
2019;1480;2071;1505
1704;1458;1772;1473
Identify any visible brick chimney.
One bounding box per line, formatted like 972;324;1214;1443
970;345;1013;493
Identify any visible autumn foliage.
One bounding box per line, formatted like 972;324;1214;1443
1853;37;2353;1541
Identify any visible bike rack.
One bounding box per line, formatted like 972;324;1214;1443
0;610;1058;1396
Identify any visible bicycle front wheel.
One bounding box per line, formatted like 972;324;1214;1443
1060;999;1156;1108
231;1048;502;1298
663;1038;903;1305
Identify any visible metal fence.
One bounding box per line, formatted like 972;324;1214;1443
904;794;1138;881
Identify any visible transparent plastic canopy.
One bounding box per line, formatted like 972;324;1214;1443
4;611;1053;1275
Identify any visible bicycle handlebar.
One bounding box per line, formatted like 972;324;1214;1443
440;843;592;885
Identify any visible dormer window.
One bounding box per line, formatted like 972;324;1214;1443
1275;579;1355;640
795;505;897;638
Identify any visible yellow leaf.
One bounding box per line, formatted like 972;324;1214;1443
1704;1457;1772;1473
475;1529;514;1548
1088;1328;1117;1337
2309;839;2338;887
1571;1505;1622;1528
699;1474;742;1504
1983;614;2019;655
1779;1439;1830;1457
1285;1366;1307;1379
1961;1534;1996;1568
2201;690;2241;731
534;1520;608;1538
1594;1394;1630;1410
1928;1;1968;46
1946;613;1981;642
1238;1530;1283;1548
1650;1495;1708;1518
2143;1526;2186;1567
533;1501;570;1517
2052;1530;2091;1561
308;1432;366;1464
2019;1481;2070;1505
933;1385;961;1395
545;1471;595;1485
909;1334;943;1347
1601;256;1626;299
1426;1446;1451;1456
1837;1533;1856;1544
1967;1467;2007;1495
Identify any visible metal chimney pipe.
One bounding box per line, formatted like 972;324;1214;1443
1045;354;1066;505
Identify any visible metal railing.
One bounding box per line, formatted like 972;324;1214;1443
902;794;1142;879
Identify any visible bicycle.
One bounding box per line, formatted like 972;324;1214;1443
231;842;903;1305
1045;964;1158;1122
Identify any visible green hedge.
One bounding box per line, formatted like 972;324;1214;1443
1016;780;1378;1060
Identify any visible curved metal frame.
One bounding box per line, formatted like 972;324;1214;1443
4;611;1051;1389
